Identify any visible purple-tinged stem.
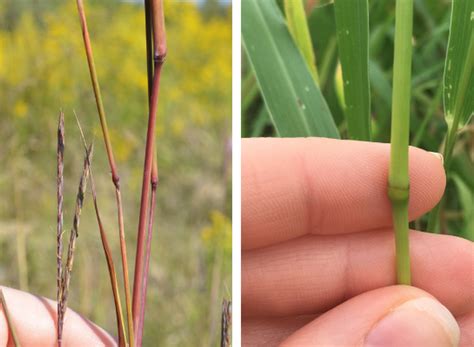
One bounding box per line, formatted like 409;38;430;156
132;0;166;337
75;113;127;346
75;1;134;344
136;151;158;345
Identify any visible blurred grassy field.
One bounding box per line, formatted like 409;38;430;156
242;0;473;238
0;0;231;345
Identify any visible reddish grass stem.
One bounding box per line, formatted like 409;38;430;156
75;1;134;344
90;170;128;346
75;114;127;346
56;111;65;347
136;153;159;345
132;0;166;337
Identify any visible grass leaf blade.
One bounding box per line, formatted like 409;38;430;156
284;0;320;83
334;0;371;140
242;0;340;138
443;0;474;132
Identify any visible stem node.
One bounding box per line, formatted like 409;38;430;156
388;184;410;203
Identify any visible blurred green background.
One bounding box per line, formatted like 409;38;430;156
242;0;473;238
0;0;231;345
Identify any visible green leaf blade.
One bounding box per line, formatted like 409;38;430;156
242;0;340;139
443;0;474;130
284;0;320;83
334;0;371;141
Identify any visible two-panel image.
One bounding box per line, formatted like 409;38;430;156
0;0;472;346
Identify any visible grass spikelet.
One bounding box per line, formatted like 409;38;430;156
58;143;93;339
220;299;231;347
56;111;65;346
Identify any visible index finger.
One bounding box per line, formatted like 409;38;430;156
242;138;445;250
0;286;116;346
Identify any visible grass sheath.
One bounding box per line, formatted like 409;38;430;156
0;288;20;347
136;156;158;345
56;111;65;347
74;114;127;346
132;0;166;338
388;0;414;285
75;1;134;344
59;143;93;340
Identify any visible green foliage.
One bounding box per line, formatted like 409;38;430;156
0;1;231;345
242;0;473;237
443;0;474;133
334;0;371;141
284;0;320;83
242;0;339;138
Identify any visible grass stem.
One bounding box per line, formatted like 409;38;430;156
0;288;20;347
132;0;166;338
75;1;134;344
75;113;128;346
388;0;414;285
136;153;158;345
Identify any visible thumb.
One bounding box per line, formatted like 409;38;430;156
281;285;460;347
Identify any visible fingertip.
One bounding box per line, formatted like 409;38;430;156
412;232;474;315
408;146;446;220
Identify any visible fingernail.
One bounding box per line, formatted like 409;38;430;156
429;151;444;164
365;297;460;347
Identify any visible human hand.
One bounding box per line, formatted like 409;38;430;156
0;286;115;346
242;138;473;346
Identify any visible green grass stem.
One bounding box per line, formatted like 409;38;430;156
388;0;414;285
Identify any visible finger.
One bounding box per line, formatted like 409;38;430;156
242;138;445;250
281;286;460;347
243;312;473;347
0;286;116;346
243;230;473;317
242;315;316;346
459;311;474;347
